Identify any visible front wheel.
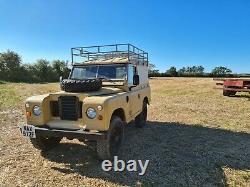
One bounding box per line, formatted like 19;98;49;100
30;136;62;151
135;101;147;128
96;116;124;160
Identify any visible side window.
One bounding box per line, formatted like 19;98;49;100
128;64;136;85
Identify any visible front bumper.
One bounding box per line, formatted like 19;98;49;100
24;125;107;140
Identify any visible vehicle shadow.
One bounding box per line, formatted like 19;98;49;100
42;121;250;186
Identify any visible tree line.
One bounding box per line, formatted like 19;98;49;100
0;50;248;83
0;50;70;82
149;64;243;77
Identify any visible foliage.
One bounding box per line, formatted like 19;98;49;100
210;66;232;77
148;63;156;75
148;63;236;77
0;50;22;81
52;60;70;79
178;66;205;76
0;50;70;83
34;59;52;82
0;50;242;81
166;66;178;77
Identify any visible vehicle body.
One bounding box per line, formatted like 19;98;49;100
20;44;151;159
214;78;250;96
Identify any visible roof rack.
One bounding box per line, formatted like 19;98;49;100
71;44;148;65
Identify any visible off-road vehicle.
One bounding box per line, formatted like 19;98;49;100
20;44;151;160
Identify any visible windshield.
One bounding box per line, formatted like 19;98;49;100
71;64;127;80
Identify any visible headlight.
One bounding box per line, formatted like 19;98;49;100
86;107;96;119
33;105;41;116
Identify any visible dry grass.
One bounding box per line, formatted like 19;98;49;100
0;78;249;186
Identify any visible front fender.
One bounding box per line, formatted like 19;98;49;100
83;93;130;131
25;94;50;126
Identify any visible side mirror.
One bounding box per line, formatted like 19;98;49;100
133;75;140;85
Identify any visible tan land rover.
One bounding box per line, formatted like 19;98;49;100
20;44;151;160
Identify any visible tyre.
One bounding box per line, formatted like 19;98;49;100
61;79;102;92
223;90;230;96
30;136;62;151
223;90;236;96
135;101;147;128
96;116;124;160
229;91;236;96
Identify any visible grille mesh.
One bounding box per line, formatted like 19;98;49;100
58;96;79;121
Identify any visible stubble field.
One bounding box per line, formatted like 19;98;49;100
0;78;249;186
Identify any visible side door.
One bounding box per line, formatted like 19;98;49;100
127;64;141;118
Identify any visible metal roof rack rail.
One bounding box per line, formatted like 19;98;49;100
71;44;148;66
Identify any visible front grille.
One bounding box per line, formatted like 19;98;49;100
57;96;82;121
50;101;59;117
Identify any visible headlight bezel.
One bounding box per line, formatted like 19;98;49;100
86;107;97;119
33;105;41;116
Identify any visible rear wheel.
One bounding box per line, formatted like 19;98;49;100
223;90;236;96
30;136;62;151
135;101;147;128
223;90;230;96
96;116;124;160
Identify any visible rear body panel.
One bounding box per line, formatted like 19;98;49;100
224;80;244;87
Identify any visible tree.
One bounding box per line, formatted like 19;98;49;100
52;60;70;79
178;67;186;76
34;59;53;82
148;63;160;77
148;63;156;75
196;66;205;76
0;50;22;81
22;64;40;82
178;66;205;77
166;66;178;77
0;50;71;82
211;66;232;77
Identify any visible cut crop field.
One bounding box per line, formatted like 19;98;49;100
0;78;249;186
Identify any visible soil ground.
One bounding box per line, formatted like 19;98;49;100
0;78;249;186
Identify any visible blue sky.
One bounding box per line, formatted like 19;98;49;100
0;0;249;73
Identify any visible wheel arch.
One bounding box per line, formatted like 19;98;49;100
111;108;126;122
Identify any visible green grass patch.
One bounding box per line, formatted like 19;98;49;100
0;86;20;110
0;80;6;84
